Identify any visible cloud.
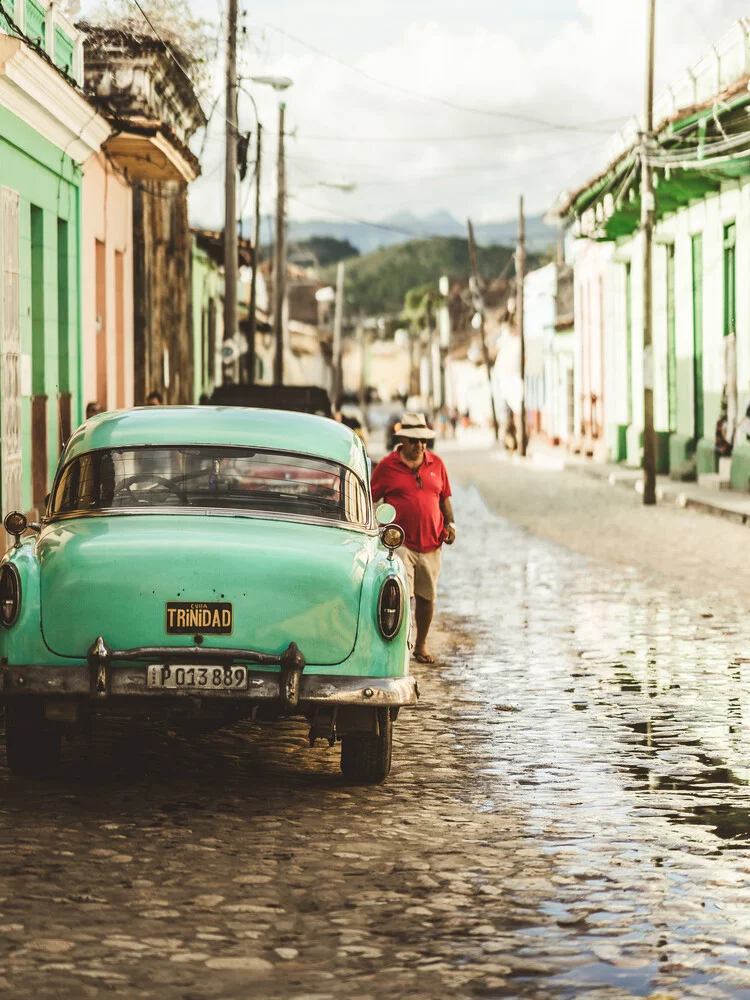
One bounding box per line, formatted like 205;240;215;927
187;0;750;230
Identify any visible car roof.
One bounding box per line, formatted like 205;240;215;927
62;406;368;480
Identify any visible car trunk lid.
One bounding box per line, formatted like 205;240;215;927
39;514;370;665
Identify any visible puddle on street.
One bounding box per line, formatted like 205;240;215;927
437;484;750;999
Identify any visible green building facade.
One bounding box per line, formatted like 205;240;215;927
563;24;750;489
0;27;109;514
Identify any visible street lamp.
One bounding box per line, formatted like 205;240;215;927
250;75;294;384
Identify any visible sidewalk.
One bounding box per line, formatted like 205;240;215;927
527;441;750;527
435;433;750;527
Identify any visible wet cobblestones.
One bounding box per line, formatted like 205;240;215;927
1;468;750;998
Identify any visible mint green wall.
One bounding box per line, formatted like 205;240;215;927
191;241;223;403
191;243;209;403
0;104;81;511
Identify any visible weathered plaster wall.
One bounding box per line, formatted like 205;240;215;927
81;151;133;411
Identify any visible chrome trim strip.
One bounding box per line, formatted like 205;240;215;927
1;665;419;706
104;643;301;666
43;507;377;536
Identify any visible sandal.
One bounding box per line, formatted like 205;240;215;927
413;651;436;664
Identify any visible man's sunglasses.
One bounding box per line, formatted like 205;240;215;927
405;438;430;445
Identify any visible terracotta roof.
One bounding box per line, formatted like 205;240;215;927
191;227;254;266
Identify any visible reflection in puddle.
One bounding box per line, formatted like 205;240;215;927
440;484;750;999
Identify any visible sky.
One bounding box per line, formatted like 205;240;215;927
92;0;750;230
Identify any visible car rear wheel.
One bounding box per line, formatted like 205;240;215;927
340;708;393;784
4;701;61;778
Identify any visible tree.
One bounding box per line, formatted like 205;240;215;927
86;0;213;85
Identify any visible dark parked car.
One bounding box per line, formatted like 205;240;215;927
208;384;333;418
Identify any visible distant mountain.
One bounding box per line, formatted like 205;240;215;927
319;236;541;317
249;211;556;256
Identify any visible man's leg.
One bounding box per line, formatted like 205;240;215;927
412;549;441;663
414;595;435;662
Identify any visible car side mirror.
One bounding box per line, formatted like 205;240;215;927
375;503;396;525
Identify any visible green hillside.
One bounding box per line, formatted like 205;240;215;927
322;236;522;316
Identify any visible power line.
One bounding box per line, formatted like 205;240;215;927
127;0;240;136
287;192;544;245
286;195;443;238
286;137;604;184
287;123;628;144
264;22;628;133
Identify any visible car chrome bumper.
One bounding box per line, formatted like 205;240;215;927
0;665;419;708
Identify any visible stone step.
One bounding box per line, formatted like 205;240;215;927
719;456;733;479
698;472;732;491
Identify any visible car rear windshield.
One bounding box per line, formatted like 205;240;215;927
50;447;369;526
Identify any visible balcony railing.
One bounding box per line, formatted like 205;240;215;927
1;0;83;84
607;18;750;163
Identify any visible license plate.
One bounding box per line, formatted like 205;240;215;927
146;665;248;690
165;602;232;635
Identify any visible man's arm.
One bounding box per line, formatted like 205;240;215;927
440;496;456;545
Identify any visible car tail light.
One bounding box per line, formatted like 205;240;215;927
0;564;21;627
378;577;403;641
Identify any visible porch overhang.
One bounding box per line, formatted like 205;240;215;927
104;117;200;183
563;83;750;243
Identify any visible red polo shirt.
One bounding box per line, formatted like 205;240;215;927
371;447;451;553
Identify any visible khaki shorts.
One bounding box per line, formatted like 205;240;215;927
395;545;442;602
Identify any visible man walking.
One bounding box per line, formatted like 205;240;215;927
371;412;455;663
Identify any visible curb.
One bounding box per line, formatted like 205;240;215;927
561;458;750;527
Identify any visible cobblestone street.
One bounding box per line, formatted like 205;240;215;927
2;454;750;999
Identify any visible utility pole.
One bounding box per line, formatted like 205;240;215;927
467;219;500;442
272;102;287;385
641;0;657;504
516;195;528;457
331;260;345;409
247;122;262;385
223;0;238;378
358;316;367;413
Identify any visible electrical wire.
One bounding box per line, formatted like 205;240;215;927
286;138;605;187
127;0;240;136
263;22;627;134
286;125;628;144
286;195;445;239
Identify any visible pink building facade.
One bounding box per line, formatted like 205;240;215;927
572;240;614;460
81;152;134;412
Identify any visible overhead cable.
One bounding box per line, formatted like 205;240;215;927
263;22;627;134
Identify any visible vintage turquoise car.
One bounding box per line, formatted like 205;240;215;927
0;407;417;783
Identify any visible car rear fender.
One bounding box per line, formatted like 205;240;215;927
0;540;69;667
313;546;410;679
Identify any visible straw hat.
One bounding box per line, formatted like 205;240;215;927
396;412;436;440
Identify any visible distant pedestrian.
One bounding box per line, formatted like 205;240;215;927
449;407;459;439
371;412;456;664
85;401;104;419
714;387;732;458
504;411;518;454
146;391;163;405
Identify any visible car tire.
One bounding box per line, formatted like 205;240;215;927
340;708;393;784
4;701;61;778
